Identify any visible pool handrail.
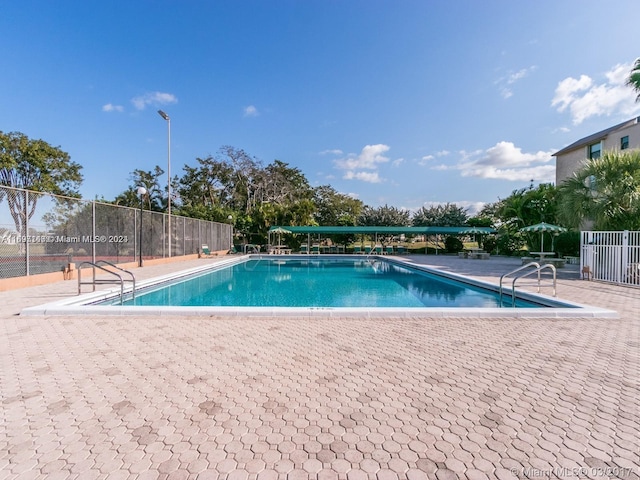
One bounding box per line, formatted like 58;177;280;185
499;262;541;307
499;262;558;307
77;261;136;305
95;260;136;300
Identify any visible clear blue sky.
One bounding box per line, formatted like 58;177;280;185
2;0;639;215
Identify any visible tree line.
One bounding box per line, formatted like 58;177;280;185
4;129;640;255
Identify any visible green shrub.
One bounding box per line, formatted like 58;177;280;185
482;235;497;254
555;231;580;257
496;233;525;256
445;236;464;253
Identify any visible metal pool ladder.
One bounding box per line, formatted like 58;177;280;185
499;262;557;307
77;260;136;305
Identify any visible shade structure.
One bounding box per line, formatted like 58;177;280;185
459;227;489;235
268;226;496;235
270;227;292;234
271;227;291;246
267;225;497;253
459;226;489;247
519;222;567;252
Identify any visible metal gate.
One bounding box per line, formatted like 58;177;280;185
581;230;640;286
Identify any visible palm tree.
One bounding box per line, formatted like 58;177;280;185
627;58;640;102
557;150;640;230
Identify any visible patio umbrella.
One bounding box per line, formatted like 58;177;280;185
459;227;490;247
459;227;489;234
519;222;566;252
270;227;292;246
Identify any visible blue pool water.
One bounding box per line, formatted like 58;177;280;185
115;257;544;308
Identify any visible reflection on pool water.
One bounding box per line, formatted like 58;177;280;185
112;257;547;308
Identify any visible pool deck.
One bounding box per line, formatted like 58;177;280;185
1;255;638;479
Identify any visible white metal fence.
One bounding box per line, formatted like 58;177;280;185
0;185;232;279
581;230;640;286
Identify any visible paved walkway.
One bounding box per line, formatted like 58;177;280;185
1;255;638;479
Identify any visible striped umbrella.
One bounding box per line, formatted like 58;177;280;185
459;227;489;247
519;222;567;252
269;226;292;246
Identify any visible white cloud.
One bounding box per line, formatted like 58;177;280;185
131;92;178;110
244;105;259;117
501;88;514;99
552;61;640;124
445;141;556;183
431;164;449;171
392;158;404;167
320;149;343;155
496;66;537;99
456;201;486;216
507;67;535;84
334;144;390;183
419;150;450;166
343;171;382;183
334;144;390;171
419;200;486;216
102;103;124;112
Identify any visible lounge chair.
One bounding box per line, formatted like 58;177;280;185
374;245;383;255
353;245;362;254
364;245;372;255
385;245;394;255
243;244;260;254
201;245;214;257
397;245;407;254
300;244;309;254
311;244;320;254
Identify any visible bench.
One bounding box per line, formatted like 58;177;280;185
469;252;490;260
542;258;566;268
521;256;534;265
564;256;579;265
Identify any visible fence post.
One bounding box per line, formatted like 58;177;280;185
621;230;629;284
133;209;137;265
25;190;29;276
92;201;96;264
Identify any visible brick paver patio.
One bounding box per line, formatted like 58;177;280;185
1;255;638;479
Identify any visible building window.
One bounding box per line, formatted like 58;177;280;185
588;142;601;159
621;135;629;150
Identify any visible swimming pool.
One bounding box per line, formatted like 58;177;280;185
114;257;542;308
21;255;616;318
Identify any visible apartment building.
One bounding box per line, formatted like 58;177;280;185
554;116;640;185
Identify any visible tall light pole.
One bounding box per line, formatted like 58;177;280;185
157;109;171;257
137;186;147;267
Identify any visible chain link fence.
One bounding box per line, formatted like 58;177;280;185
0;185;232;279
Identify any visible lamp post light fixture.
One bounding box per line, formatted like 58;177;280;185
136;186;147;267
157;109;171;257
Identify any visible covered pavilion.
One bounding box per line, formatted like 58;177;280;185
268;225;496;253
